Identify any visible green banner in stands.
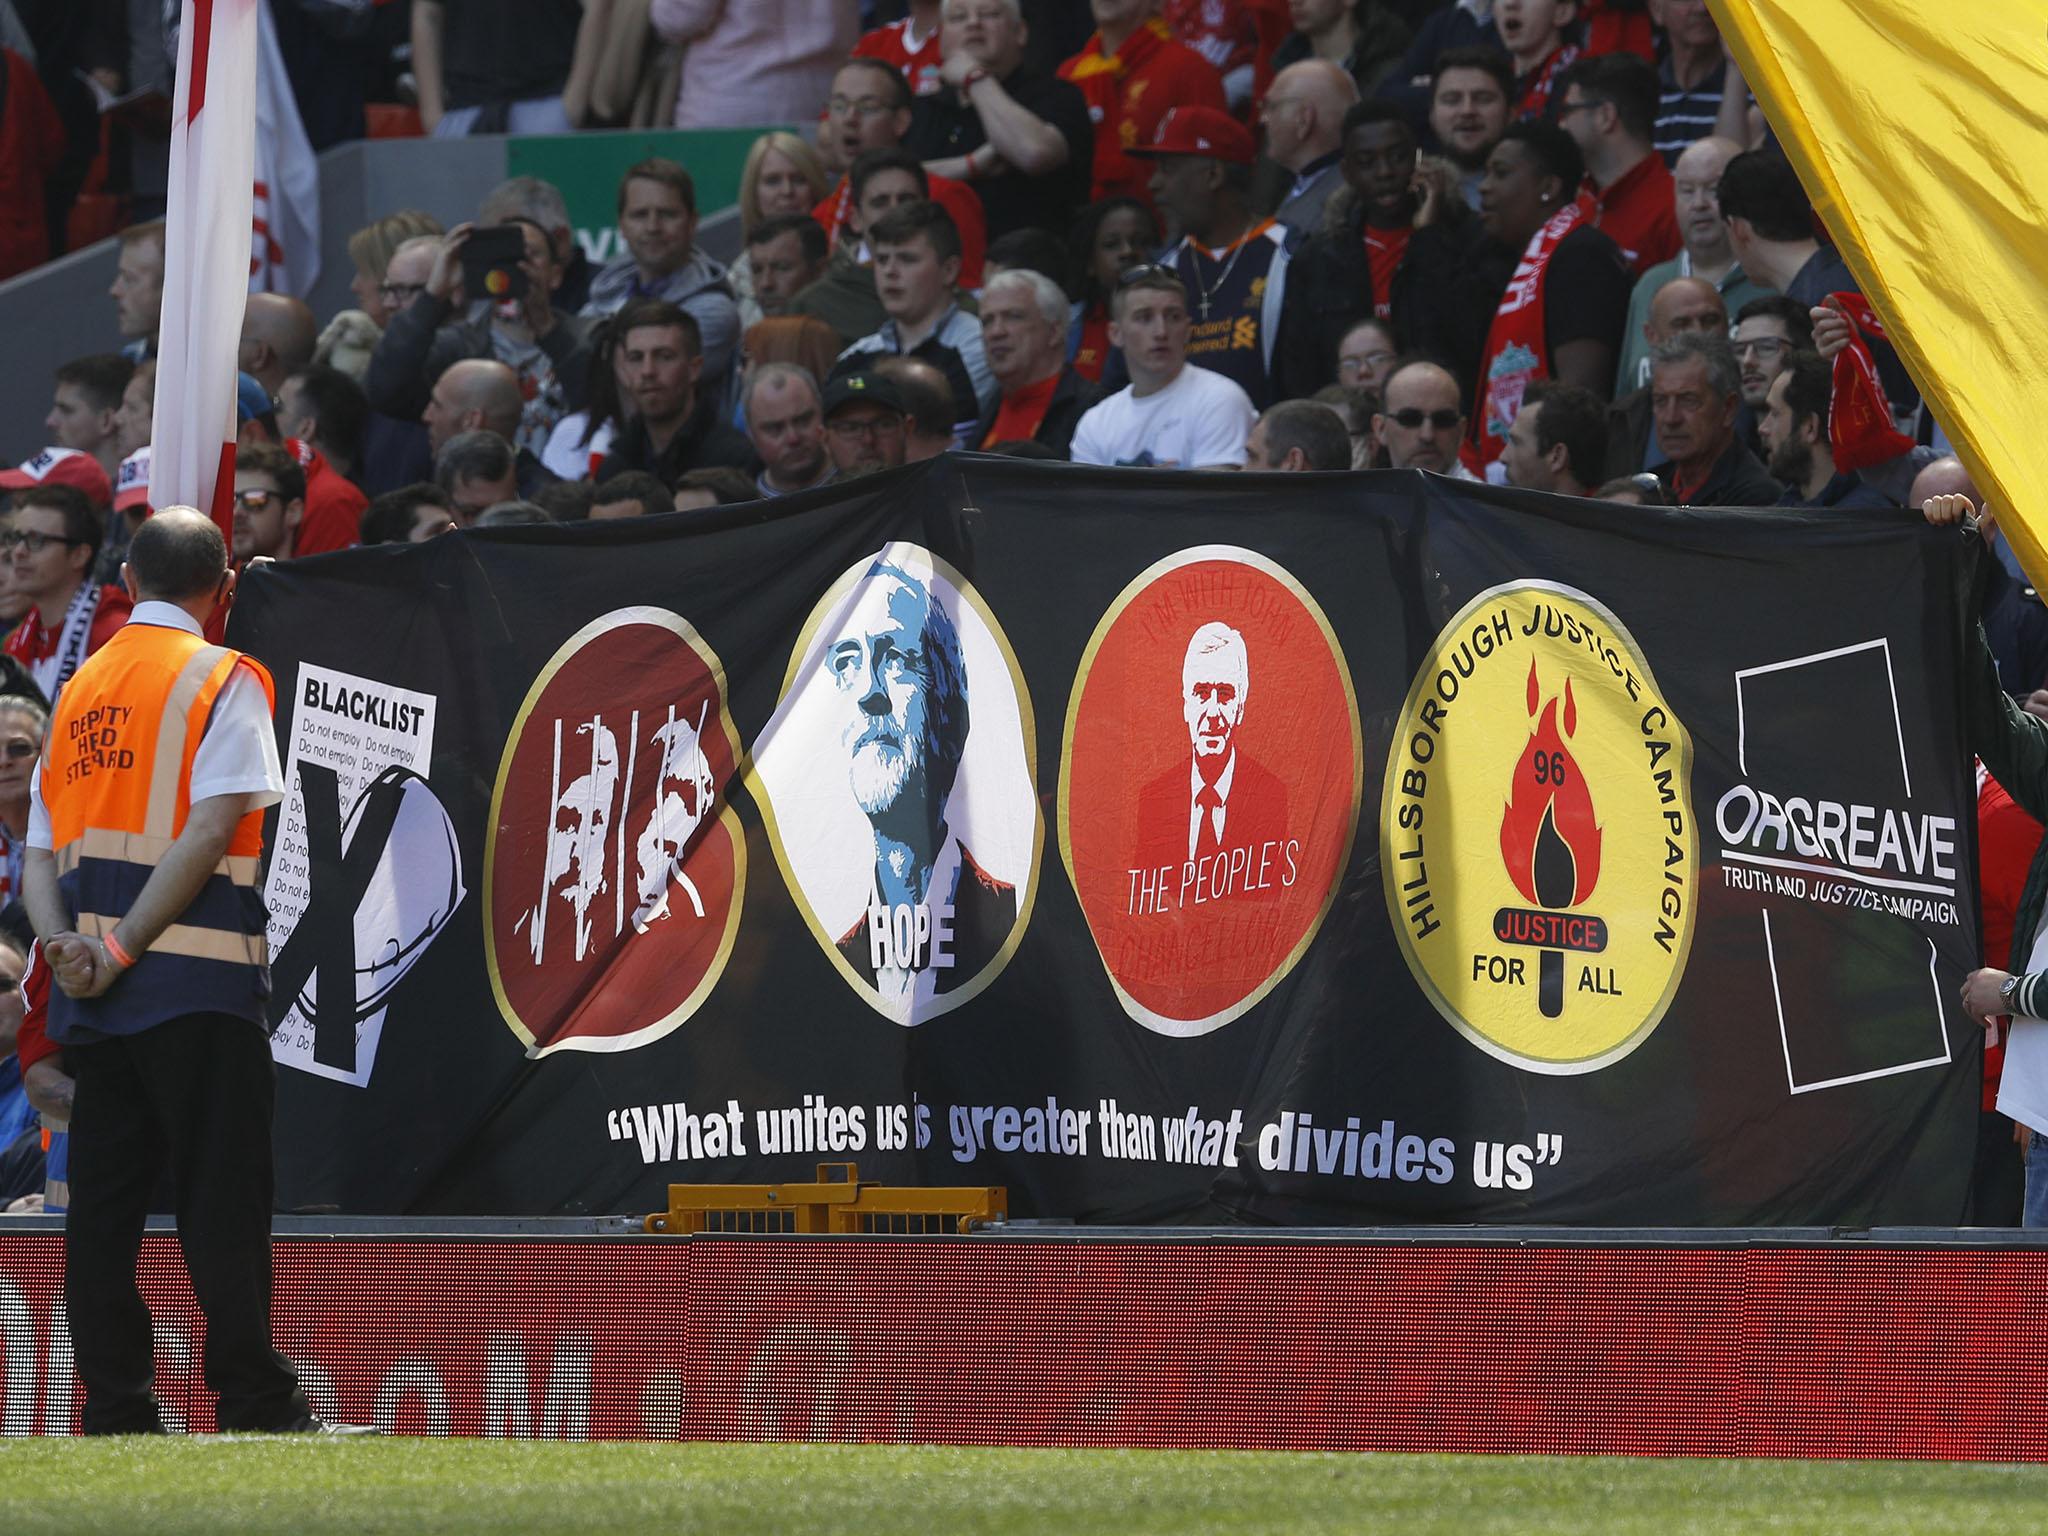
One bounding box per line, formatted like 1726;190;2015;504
505;127;787;267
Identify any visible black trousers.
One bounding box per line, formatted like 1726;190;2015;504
65;1012;306;1434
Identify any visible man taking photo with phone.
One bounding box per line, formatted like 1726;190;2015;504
363;217;594;458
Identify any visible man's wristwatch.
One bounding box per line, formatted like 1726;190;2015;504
2001;974;2023;1009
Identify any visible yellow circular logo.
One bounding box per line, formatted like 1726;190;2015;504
1382;582;1697;1073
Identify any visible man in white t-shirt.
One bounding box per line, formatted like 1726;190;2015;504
1068;268;1256;470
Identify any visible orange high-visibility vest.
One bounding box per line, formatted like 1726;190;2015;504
42;620;275;1040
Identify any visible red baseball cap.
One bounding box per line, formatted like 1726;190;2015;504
0;446;113;508
1129;106;1257;166
114;446;152;514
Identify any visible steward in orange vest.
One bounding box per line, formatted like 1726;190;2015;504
20;508;336;1436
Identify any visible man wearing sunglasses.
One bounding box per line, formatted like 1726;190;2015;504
1374;360;1480;479
0;485;131;705
229;445;307;567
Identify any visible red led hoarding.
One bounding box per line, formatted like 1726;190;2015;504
0;1233;2041;1458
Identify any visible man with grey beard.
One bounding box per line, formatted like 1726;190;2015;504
829;558;1016;1013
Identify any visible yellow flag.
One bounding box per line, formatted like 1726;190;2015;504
1710;0;2048;582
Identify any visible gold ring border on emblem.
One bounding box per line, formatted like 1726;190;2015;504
1057;543;1365;1039
1379;578;1698;1075
483;605;750;1058
741;544;1044;1027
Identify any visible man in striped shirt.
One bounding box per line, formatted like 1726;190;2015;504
1652;0;1745;164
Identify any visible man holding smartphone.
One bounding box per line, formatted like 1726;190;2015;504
362;217;592;460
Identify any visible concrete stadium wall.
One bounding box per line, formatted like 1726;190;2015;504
0;131;746;470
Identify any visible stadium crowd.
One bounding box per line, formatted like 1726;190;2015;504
0;0;2039;1225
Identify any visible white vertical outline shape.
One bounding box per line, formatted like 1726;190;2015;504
1767;912;1954;1095
1733;637;1912;798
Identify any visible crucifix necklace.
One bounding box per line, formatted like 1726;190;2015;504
1191;233;1252;319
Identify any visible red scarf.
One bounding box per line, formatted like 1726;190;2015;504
1823;292;1915;472
1472;201;1585;467
1515;44;1581;119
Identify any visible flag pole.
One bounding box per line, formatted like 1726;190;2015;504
149;0;261;540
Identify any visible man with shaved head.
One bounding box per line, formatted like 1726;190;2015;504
1261;57;1359;238
237;296;318;403
1612;135;1771;395
423;358;522;453
25;505;365;1435
423;360;558;501
1375;359;1476;478
1604;273;1726;479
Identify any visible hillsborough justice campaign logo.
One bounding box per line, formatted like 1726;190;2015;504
484;607;746;1056
749;544;1041;1027
1060;546;1362;1036
1382;582;1697;1073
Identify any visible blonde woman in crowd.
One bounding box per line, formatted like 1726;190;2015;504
732;133;829;330
317;210;445;378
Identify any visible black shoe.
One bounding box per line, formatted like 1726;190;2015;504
266;1413;380;1436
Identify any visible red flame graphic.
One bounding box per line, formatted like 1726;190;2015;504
1499;658;1602;907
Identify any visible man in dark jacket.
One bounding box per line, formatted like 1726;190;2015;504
596;299;756;488
1646;332;1778;507
363;220;592;460
1276;98;1464;399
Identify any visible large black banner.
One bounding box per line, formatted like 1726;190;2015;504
235;459;1980;1224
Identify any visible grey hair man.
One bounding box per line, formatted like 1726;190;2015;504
976;267;1087;456
1647;331;1779;506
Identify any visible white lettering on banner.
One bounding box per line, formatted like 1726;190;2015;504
1714;783;1958;888
483;1333;592;1440
866;899;954;972
606;1099;749;1164
267;662;447;1088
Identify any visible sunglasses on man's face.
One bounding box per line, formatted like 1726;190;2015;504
1;739;36;761
1386;408;1462;432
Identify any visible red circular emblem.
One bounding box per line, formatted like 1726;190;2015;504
486;608;745;1055
1060;548;1362;1035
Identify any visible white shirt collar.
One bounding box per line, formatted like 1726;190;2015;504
129;599;204;636
1458;0;1493;17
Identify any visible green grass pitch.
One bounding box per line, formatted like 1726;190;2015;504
2;1442;2044;1534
